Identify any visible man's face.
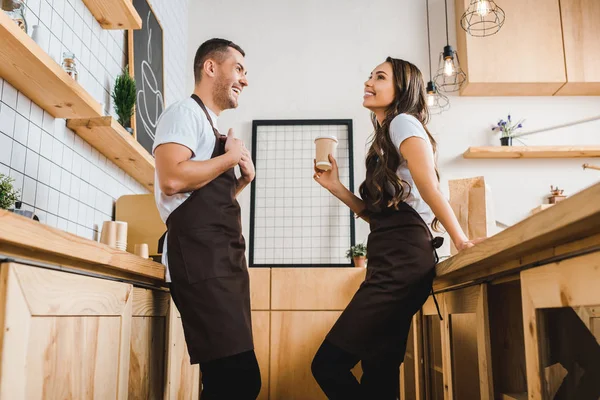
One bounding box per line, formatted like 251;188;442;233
213;48;248;110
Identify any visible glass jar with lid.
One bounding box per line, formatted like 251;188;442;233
62;52;78;81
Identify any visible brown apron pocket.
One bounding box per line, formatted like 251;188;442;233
178;230;238;283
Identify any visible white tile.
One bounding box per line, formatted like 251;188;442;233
10;141;26;173
70;174;80;200
67;221;78;234
53;0;65;16
22;176;37;205
13;113;29;145
9;169;24;199
64;2;74;27
39;129;53;160
35;182;49;210
53;119;66;143
25;149;39;179
42;112;55;135
48;33;61;64
27;123;42;153
50;161;61;188
37;156;51;185
57;217;68;231
51;137;63;165
34;209;47;224
48;187;59;214
62;146;73;170
16;93;31;117
64;129;75;148
0;104;16;137
30;103;44;127
62;26;73;53
0;133;12;166
73;134;84;155
78;201;86;225
50;10;64;42
46;213;58;228
79;180;89;204
72;153;82;176
60;168;71;194
28;0;41;16
68;196;78;221
58;192;69;219
86;205;94;228
74;0;84;17
0;163;9;176
1;82;18;108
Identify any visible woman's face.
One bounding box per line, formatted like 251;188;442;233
363;62;396;112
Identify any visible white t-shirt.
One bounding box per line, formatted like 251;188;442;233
387;113;435;225
152;97;218;281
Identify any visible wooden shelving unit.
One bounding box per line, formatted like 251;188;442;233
463;146;600;159
67;117;155;191
0;11;102;119
82;0;142;30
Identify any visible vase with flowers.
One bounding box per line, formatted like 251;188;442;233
491;114;525;146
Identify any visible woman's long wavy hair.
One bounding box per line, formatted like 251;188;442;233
359;57;441;231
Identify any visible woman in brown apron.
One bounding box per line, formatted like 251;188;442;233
311;58;482;399
166;94;260;400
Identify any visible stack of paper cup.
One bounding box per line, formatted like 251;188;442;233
115;221;128;251
100;221;117;248
134;243;149;259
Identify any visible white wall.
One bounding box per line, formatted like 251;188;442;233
187;0;600;256
0;0;189;240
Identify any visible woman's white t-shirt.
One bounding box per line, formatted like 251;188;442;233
387;114;435;225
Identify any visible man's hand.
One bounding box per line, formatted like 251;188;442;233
239;144;255;183
225;128;243;163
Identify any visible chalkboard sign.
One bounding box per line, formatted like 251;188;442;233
128;0;165;155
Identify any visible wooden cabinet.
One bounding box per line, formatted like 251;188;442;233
555;0;600;95
253;311;271;400
0;262;133;399
521;251;600;400
455;0;566;96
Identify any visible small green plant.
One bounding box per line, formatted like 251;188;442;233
112;66;136;130
346;243;367;259
0;174;20;210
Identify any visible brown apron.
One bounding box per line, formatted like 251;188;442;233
165;94;253;363
326;162;442;362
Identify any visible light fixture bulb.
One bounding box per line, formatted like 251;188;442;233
476;0;490;17
427;93;436;107
443;58;454;76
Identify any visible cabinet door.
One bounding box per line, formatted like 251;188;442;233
555;0;600;95
0;262;132;399
521;251;600;400
129;287;170;400
442;285;494;400
422;295;446;400
455;0;566;96
165;298;201;400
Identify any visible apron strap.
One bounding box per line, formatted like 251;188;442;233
431;290;444;321
431;236;443;320
191;94;223;139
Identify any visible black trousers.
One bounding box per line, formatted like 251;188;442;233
312;339;401;400
200;350;261;400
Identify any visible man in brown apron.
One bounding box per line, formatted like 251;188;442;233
153;39;259;399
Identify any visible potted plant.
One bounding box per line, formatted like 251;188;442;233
346;243;367;268
112;66;136;134
491;114;524;146
0;174;20;210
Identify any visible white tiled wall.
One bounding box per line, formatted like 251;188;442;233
0;0;189;240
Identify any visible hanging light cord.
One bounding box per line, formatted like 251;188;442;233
426;0;433;81
444;0;450;46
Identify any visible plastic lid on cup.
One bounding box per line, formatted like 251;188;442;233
314;135;338;143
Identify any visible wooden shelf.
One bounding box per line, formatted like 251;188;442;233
82;0;142;30
463;146;600;159
67;117;155;191
0;11;102;119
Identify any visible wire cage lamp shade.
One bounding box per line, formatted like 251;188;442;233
434;0;467;93
426;81;450;115
460;0;505;37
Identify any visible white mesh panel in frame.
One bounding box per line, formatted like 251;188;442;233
250;120;356;267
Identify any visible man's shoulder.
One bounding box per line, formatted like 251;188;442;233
161;97;204;120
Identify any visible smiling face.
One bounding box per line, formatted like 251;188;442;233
363;62;396;114
213;47;248;110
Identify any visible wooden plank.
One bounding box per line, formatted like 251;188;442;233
82;0;142;29
128;316;166;399
555;0;600;95
117;289;133;400
13;263;133;316
131;287;169;317
500;394;528;400
412;313;425;400
249;268;271;310
444;285;479;314
0;12;102;119
252;311;270;400
0;210;165;281
476;285;494;400
436;182;600;282
67;117;155;191
271;268;365;310
463;146;600;159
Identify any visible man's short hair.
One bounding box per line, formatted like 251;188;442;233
193;38;245;82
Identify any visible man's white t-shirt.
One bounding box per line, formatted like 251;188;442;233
387;113;435;225
152;97;218;281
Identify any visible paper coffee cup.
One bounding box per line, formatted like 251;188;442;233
100;221;117;248
134;243;149;259
115;221;128;244
314;135;338;171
